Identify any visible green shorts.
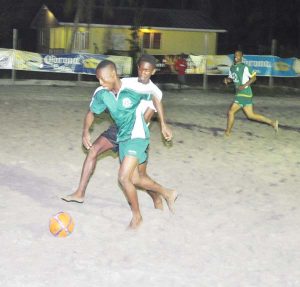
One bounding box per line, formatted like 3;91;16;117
234;95;253;107
119;138;149;164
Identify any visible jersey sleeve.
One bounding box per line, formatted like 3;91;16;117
246;65;256;78
89;89;107;114
150;82;163;101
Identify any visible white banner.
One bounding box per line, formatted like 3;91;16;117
0;48;13;69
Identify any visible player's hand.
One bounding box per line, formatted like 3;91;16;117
224;78;230;85
161;124;173;142
82;131;92;149
238;84;248;90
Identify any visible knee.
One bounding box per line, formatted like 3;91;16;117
245;112;255;120
132;176;140;187
118;171;130;187
228;109;235;117
87;145;99;159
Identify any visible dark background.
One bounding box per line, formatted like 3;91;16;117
1;0;300;57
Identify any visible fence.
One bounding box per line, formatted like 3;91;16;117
1;48;300;88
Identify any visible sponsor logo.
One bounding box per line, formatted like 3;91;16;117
122;98;132;108
0;56;9;67
44;55;81;65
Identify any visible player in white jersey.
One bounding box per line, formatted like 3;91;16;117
62;55;174;213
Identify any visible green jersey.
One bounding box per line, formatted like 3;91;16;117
90;86;152;142
229;62;256;97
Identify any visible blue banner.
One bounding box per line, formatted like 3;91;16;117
230;54;299;77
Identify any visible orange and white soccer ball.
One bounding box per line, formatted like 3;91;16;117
49;212;74;237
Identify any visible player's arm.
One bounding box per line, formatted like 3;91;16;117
83;89;106;149
143;85;163;123
224;77;233;85
224;68;234;85
238;72;257;90
152;95;172;142
82;110;95;150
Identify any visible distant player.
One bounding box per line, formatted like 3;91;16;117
224;50;278;136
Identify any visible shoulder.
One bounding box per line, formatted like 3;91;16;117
240;62;248;69
242;63;252;72
92;87;109;99
121;77;138;86
148;80;163;98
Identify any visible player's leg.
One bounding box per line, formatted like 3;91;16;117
138;163;164;210
118;156;142;229
225;102;241;136
61;125;117;203
243;105;278;131
177;74;182;90
133;163;177;213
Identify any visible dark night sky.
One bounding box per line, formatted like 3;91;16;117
1;0;300;56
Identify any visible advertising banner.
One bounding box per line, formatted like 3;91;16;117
222;55;299;77
0;49;14;69
154;54;206;75
154;54;300;77
1;48;299;78
9;50;132;76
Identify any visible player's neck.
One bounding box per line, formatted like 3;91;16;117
112;78;122;94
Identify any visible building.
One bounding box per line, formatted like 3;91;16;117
31;5;226;56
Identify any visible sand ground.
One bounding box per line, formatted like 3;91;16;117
0;83;299;287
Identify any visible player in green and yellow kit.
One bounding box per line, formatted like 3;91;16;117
224;50;278;136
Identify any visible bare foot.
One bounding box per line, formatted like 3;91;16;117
128;215;143;229
145;190;163;210
164;190;178;213
153;196;164;210
224;130;231;137
61;192;84;204
273;120;279;133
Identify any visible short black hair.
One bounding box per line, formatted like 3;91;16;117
137;54;157;68
96;59;117;71
235;50;243;55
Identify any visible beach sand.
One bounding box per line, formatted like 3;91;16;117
0;83;299;286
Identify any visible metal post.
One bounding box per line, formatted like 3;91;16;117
203;33;208;90
269;39;277;88
12;29;18;82
77;73;82;83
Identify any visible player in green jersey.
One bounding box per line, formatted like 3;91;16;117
61;55;169;211
82;60;177;229
224;50;278;136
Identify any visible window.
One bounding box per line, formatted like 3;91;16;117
73;31;89;51
142;32;161;49
153;33;161;49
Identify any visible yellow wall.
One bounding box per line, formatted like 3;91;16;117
49;25;217;55
142;30;217;55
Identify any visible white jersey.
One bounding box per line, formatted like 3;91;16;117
121;77;162;113
120;77;163;139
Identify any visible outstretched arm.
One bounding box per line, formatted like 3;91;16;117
82;110;95;149
152;96;172;142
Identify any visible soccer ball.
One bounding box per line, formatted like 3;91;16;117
49;211;74;237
